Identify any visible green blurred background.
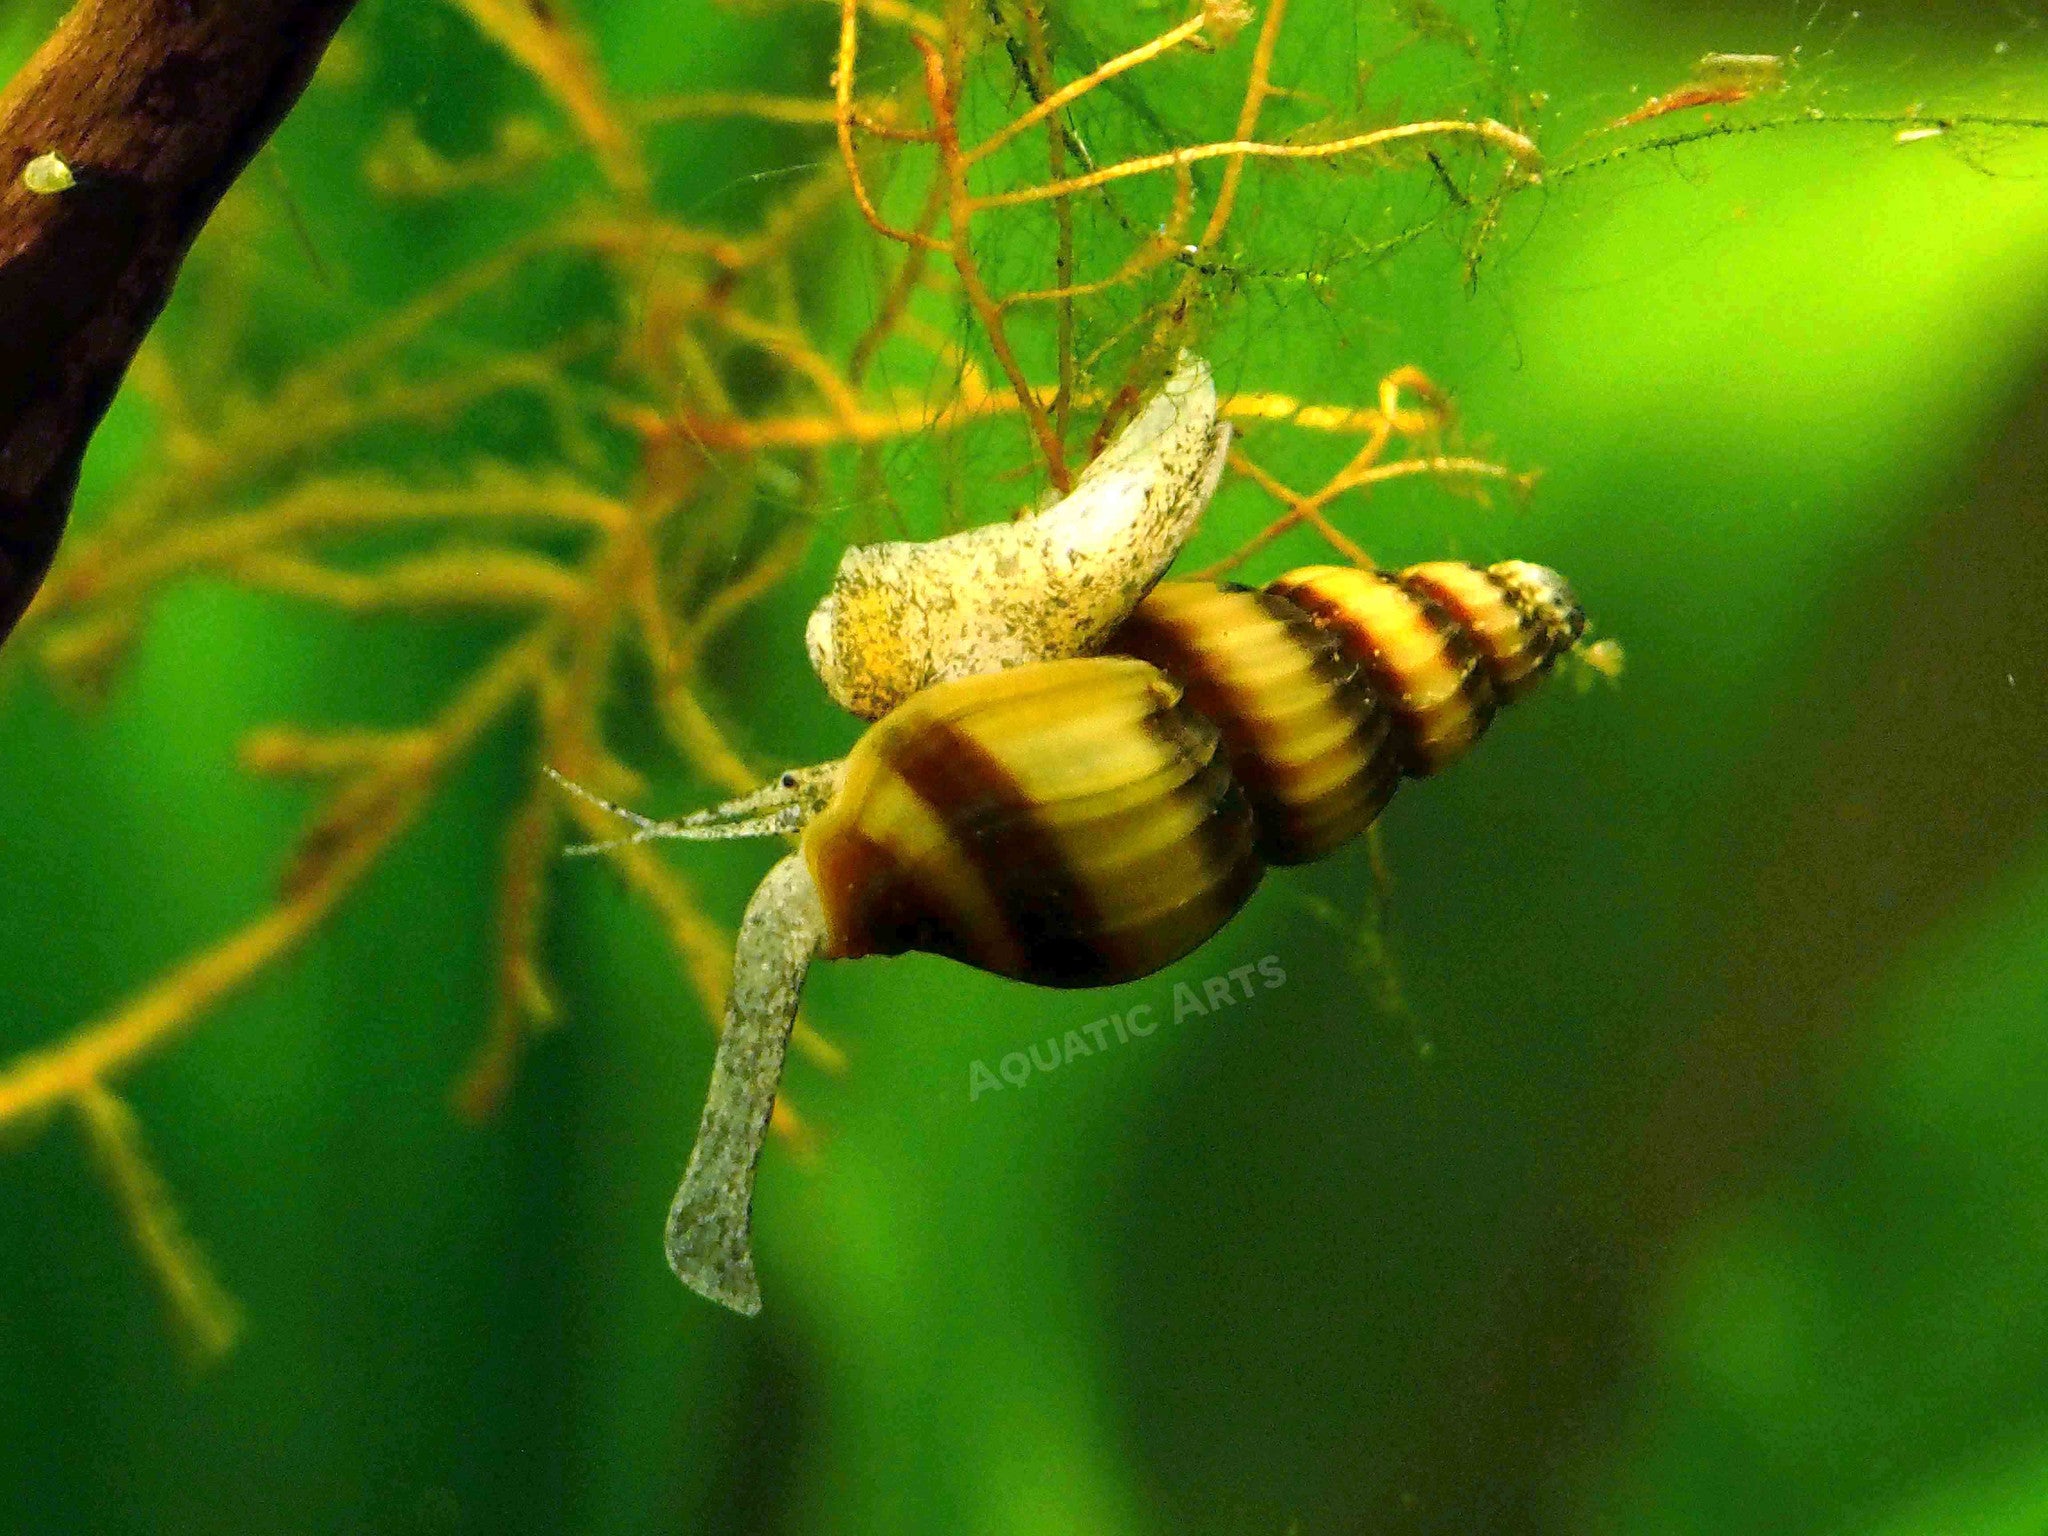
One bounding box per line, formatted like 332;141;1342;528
5;1;2048;1532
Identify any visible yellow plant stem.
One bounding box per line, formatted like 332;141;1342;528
974;117;1542;211
0;627;558;1129
74;1083;244;1365
965;12;1209;166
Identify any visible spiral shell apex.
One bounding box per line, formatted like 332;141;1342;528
805;352;1232;720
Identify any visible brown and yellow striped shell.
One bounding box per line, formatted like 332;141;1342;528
1119;559;1582;860
803;657;1262;988
800;560;1583;990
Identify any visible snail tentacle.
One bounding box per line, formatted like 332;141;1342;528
543;765;667;839
665;851;827;1316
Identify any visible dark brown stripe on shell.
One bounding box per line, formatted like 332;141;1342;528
881;712;1113;986
1396;572;1499;743
808;820;988;968
1269;570;1494;776
1114;586;1394;864
1109;597;1288;826
1122;699;1263;972
1401;562;1543;700
1245;589;1398;862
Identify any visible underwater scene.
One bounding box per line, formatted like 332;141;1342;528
4;0;2048;1531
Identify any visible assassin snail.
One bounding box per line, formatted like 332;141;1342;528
551;356;1587;1316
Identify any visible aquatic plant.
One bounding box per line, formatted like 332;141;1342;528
1;0;2037;1359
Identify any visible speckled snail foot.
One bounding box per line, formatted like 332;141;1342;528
662;853;828;1317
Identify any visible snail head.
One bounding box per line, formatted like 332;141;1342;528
545;761;846;854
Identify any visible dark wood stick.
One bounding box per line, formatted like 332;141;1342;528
0;0;358;645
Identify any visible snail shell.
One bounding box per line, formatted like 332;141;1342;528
804;352;1232;720
1265;565;1498;776
803;656;1262;987
799;560;1583;984
1109;580;1399;865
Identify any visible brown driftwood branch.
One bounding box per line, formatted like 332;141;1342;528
0;0;358;645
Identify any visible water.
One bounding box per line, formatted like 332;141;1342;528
4;1;2048;1531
